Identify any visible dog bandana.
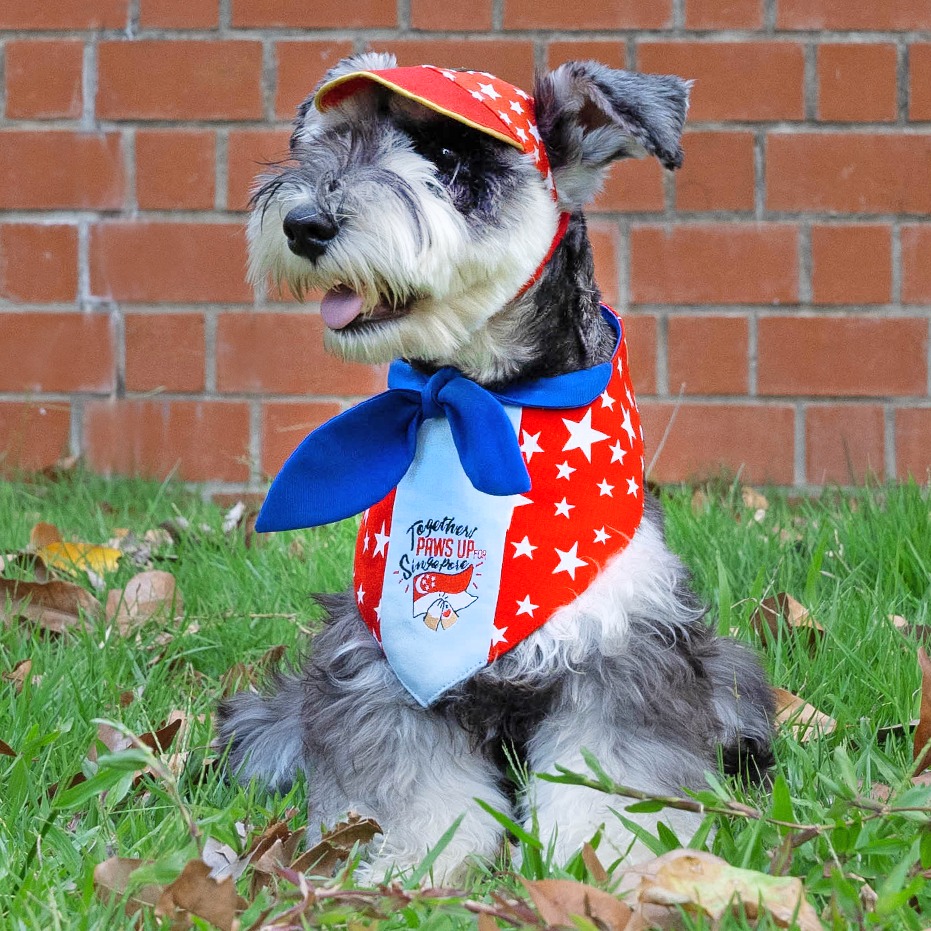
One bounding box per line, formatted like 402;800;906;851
256;306;645;706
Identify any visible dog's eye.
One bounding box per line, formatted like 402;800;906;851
440;147;455;160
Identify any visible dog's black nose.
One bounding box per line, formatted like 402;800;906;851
283;208;339;261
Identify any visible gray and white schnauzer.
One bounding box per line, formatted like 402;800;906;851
218;52;773;882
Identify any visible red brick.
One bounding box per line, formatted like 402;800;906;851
140;0;218;28
806;404;884;484
227;129;292;213
589;221;620;305
233;0;394;27
896;409;931;481
261;401;342;476
0;132;124;210
767;134;931;215
591;159;665;213
136;131;215;211
758;316;927;397
811;225;891;305
778;0;931;30
902;226;931;305
911;45;931;121
217;312;389;396
0;0;124;28
5;41;83;120
275;42;355;120
84;400;250;482
0;313;114;393
0;402;71;474
90;222;251;304
0;225;78;303
675;132;755;212
637;42;804;122
685;0;762;29
97;41;263;121
640;402;795;484
125;314;205;393
411;0;491;30
622;313;657;395
630;224;798;305
668;316;749;395
505;0;670;29
546;42;626;71
366;41;535;90
817;44;897;123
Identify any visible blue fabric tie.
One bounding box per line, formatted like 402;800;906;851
255;308;621;533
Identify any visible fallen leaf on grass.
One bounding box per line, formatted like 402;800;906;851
30;521;62;548
0;576;101;633
156;858;247;931
291;813;381;876
203;838;249;883
94;857;163;918
914;647;931;772
0;738;16;757
618;849;821;931
106;570;183;635
520;877;633;930
751;594;823;652
88;713;187;786
772;687;836;741
3;658;33;693
582;841;608;883
741;486;769;511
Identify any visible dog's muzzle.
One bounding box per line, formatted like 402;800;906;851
283;208;339;261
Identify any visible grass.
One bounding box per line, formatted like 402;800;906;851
1;470;931;928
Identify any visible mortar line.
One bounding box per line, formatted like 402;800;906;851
884;403;896;480
794;403;805;485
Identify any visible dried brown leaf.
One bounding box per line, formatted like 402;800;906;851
751;594;823;652
477;913;498;931
3;658;32;694
93;857;163;917
772;687;836;742
30;522;62;548
106;570;183;635
291;813;381;876
519;877;633;930
155;858;247;931
914;647;931;772
0;576;101;633
202;837;249;882
690;489;709;516
0;738;16;757
582;841;608;883
741;486;769;511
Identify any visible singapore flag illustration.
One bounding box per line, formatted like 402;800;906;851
412;565;479;630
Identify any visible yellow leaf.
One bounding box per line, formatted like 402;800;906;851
38;542;122;576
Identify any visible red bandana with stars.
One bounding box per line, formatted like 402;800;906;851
352;307;645;706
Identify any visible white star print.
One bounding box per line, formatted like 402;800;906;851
597;478;614;497
554;498;574;518
528;124;541;143
363;534;371;552
620;407;636;445
515;87;530;100
373;522;390;557
515;596;538;617
600;390;615;410
470;90;485;101
478;82;501;99
593;527;610;544
562;409;609;462
532;147;541;164
609;440;627;464
627;476;640;496
497;110;512;125
515;126;527;142
512;535;537;559
356;585;365;605
374;601;382;621
441;70;456;80
491;625;509;645
626;386;634;405
553;542;586;580
510;99;524;114
556;460;576;480
520;429;544;461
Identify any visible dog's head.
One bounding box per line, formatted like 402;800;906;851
248;53;689;376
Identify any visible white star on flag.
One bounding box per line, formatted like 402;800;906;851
470;90;485;101
553;542;586;579
593;527;610;544
374;601;382;620
626;386;634;405
363;534;371;552
597;478;614;497
478;82;501;99
512;535;537;559
617;357;624;376
491;625;509;645
516;126;527;142
520;429;544;461
441;70;456;80
510;99;524;114
563;409;609;461
497;111;512;125
356;585;365;605
529;124;541;142
515;87;530;99
556;460;576;480
515;596;538;617
600;390;615;410
532;147;541;163
373;522;390;557
554;498;574;518
620;407;636;445
609;440;626;464
626;476;640;496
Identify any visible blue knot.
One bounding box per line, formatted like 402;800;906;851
421;367;460;419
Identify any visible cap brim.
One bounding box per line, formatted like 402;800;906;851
314;68;523;151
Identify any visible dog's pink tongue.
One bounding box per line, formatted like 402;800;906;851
320;287;364;329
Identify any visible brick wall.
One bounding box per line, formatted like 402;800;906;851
1;0;930;491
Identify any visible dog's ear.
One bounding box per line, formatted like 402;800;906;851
534;60;691;209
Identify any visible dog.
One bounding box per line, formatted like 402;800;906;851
218;52;774;883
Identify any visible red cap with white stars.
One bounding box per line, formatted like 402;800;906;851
315;65;557;200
